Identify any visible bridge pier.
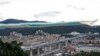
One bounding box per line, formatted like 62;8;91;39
30;48;33;56
58;43;61;49
37;47;41;56
44;46;47;54
65;41;68;47
49;45;52;51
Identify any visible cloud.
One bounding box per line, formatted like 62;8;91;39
0;17;4;21
0;17;3;19
0;1;10;5
0;13;4;20
34;11;61;18
67;5;85;10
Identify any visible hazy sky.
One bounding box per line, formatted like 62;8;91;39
0;0;100;25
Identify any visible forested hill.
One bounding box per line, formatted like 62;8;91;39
0;25;99;36
0;19;100;36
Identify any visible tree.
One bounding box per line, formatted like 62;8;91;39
0;39;28;56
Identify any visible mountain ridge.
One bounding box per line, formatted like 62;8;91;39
0;19;47;24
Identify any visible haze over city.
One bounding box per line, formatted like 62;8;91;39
1;0;100;56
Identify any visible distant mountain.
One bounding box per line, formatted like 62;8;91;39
0;21;84;29
0;19;27;24
0;19;47;24
0;19;99;36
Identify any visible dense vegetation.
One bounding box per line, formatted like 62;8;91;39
74;51;100;56
0;25;100;36
0;39;28;56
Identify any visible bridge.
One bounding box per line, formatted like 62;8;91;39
21;34;88;56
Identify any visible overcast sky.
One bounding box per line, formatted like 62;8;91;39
0;0;100;25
